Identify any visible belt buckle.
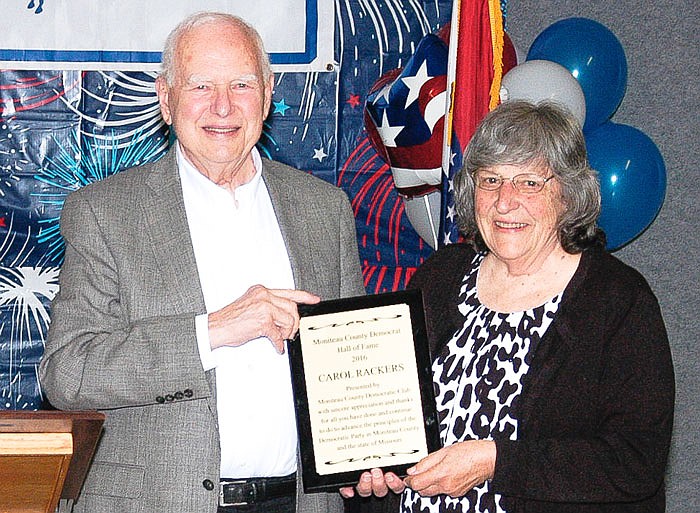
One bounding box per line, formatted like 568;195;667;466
219;479;256;507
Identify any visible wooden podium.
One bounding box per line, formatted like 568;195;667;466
0;410;104;513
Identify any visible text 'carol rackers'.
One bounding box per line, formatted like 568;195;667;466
318;364;405;382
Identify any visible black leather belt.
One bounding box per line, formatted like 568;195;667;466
219;474;296;507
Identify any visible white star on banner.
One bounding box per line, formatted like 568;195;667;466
312;147;328;162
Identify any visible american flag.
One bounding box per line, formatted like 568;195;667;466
439;0;505;246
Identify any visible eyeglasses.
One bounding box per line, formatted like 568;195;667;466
472;170;555;194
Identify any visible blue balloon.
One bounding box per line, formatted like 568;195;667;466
527;18;627;132
585;122;666;250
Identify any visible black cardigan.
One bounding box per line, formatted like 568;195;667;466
348;243;674;513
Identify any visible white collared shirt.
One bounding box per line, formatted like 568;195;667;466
177;144;298;478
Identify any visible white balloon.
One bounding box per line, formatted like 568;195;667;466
500;59;586;127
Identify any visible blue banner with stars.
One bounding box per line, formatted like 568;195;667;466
0;1;458;411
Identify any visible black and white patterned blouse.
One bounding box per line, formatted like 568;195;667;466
402;252;562;513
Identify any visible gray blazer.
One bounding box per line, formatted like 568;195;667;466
39;150;365;513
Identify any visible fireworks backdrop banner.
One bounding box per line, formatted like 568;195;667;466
0;0;505;411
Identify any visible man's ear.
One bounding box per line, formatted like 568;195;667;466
155;76;172;125
263;74;274;117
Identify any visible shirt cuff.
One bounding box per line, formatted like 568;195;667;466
196;313;216;371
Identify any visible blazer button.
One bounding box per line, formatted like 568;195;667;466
202;479;215;491
184;389;193;398
174;391;184;400
156;396;165;404
165;394;174;402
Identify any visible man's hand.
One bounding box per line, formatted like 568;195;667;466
208;285;320;353
339;468;405;499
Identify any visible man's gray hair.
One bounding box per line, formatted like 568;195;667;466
454;100;604;253
159;11;272;87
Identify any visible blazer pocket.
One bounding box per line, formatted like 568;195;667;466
82;461;145;499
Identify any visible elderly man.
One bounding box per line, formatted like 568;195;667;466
39;12;363;513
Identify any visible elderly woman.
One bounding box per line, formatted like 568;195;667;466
342;100;674;512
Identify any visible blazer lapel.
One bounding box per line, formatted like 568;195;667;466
263;163;316;293
142;152;218;415
143;151;206;314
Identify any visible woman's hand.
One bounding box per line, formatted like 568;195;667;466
339;468;406;499
404;440;496;498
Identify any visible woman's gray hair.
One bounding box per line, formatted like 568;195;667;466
454;100;604;253
159;11;272;87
